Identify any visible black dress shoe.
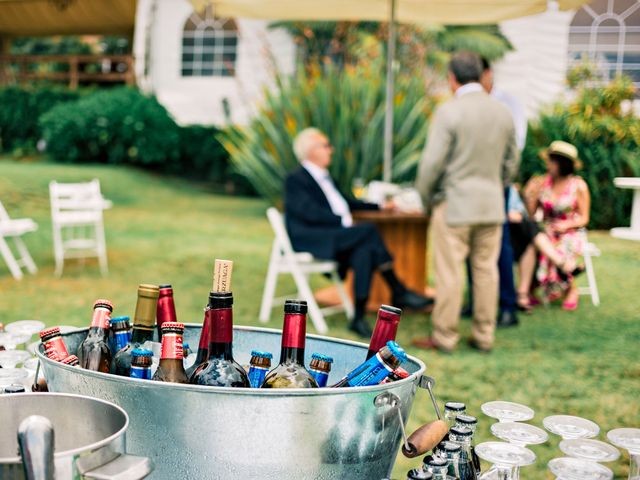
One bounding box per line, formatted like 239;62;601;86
468;338;492;353
460;304;472;318
497;310;519;328
392;290;435;310
348;318;373;337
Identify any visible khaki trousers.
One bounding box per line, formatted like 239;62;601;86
431;203;502;351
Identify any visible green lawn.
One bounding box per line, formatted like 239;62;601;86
1;158;638;479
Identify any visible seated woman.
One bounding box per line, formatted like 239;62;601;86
522;141;591;311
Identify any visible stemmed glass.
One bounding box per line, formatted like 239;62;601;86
490;422;548;480
481;401;535;423
475;441;536;480
0;349;31;368
548;457;613;480
0;331;32;350
5;320;45;338
559;439;620;463
543;415;600;440
607;428;640;480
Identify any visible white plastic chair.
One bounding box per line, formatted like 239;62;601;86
259;207;354;334
49;179;112;277
0;201;38;280
578;229;600;306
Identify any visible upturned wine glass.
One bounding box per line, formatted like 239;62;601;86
607;428;640;480
475;441;536;480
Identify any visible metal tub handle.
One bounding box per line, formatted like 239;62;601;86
17;415;55;480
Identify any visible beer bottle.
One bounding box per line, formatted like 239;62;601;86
331;341;407;388
261;300;318;389
437;442;461;480
448;426;476;480
113;284;159;376
309;353;333;387
187;259;233;377
424;456;448;480
39;327;70;362
152;323;188;383
367;304;402;360
382;366;410;384
247;350;272;388
110;316;131;354
190;292;249;387
156;284;177;339
130;348;153;380
454;415;481;476
61;355;80;367
444;402;466;427
4;384;26;394
407;469;432;480
77;299;113;373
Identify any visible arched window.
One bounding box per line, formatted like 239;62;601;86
181;6;238;77
568;0;640;89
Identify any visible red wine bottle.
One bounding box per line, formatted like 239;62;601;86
156;284;177;339
189;292;250;387
261;300;318;389
367;304;402;359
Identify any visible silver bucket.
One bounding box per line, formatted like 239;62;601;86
37;325;433;480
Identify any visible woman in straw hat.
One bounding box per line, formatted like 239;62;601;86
523;141;591;311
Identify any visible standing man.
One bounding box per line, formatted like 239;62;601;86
413;52;519;353
285;128;433;337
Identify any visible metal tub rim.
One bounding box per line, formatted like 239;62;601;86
0;392;129;464
36;324;427;396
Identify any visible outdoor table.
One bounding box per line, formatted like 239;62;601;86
610;177;640;241
315;210;430;312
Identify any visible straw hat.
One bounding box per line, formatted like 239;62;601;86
540;140;582;170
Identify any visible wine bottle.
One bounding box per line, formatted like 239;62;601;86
186;259;233;378
156;284;177;339
77;299;113;373
112;284;159;376
261;300;318;389
189;291;250;387
153;322;189;384
367;304;402;360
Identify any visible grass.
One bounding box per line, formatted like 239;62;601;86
1;158;639;479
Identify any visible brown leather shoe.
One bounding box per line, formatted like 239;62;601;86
467;338;492;353
411;336;453;354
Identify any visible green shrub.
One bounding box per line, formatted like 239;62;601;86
521;75;640;229
0;86;81;154
220;63;434;204
40;87;181;167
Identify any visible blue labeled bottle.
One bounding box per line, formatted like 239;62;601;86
110;316;131;355
130;348;153;380
309;353;333;387
331;341;407;388
248;351;272;388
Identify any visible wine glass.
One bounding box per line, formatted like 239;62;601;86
5;320;45;338
475;441;536;480
481;401;535;423
0;331;31;350
543;415;600;440
559;439;620;463
489;423;547;480
607;428;640;480
548;457;613;480
0;349;31;368
0;367;29;392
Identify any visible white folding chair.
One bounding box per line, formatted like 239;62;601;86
0;201;38;280
49;179;112;277
578;229;600;306
259;207;354;334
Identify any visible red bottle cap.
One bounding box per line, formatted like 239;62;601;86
39;327;61;338
161;322;184;330
93;299;114;311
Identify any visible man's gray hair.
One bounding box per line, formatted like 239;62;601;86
449;51;482;85
293;128;324;162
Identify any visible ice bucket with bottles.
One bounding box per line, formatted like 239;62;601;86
38;325;434;480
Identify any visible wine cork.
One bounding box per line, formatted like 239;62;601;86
401;419;449;458
212;259;233;293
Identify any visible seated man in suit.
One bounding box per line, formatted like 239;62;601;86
284;128;433;337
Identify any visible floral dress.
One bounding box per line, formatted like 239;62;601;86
536;174;585;300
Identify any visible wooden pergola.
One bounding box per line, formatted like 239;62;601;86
0;0;138;88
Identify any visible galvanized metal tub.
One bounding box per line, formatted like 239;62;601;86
38;325;431;480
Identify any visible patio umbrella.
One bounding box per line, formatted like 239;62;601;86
191;0;590;181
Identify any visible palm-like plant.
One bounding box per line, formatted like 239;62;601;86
220;62;434;205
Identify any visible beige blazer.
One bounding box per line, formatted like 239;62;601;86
415;90;519;226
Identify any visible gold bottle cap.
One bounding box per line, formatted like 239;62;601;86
134;284;159;327
212;259;233;293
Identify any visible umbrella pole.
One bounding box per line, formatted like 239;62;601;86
382;0;397;183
